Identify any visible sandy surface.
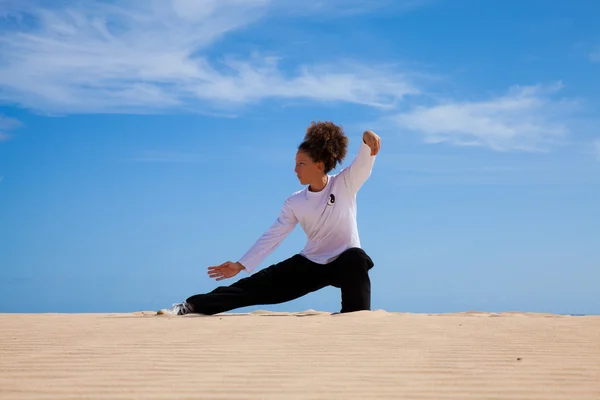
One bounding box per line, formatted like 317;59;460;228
1;310;599;399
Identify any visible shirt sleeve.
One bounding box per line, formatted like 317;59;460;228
237;199;298;273
339;141;376;194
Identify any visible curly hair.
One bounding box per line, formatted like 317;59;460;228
297;121;348;174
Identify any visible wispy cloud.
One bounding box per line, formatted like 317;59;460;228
0;0;419;114
271;0;433;16
393;82;578;152
0;114;21;142
0;0;589;157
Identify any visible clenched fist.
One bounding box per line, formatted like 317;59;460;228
363;130;381;156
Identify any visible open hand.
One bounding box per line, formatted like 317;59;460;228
363;130;381;156
208;261;245;281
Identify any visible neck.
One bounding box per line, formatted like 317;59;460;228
308;174;328;192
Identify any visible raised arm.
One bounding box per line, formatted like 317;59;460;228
236;199;298;273
340;130;380;194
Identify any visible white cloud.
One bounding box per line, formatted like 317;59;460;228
1;1;586;157
0;0;419;114
393;82;577;152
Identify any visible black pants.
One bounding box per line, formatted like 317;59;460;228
186;247;374;315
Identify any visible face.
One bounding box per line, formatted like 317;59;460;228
295;150;324;185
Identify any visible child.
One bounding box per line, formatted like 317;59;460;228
158;121;380;315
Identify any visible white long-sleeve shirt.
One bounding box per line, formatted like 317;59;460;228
237;141;376;273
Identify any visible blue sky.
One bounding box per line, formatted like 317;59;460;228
1;0;599;315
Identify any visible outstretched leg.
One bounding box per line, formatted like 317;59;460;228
329;248;374;313
185;254;330;315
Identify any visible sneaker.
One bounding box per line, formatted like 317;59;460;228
157;302;194;316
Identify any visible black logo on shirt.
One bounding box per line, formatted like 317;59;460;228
327;194;335;206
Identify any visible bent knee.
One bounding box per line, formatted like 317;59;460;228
338;248;374;270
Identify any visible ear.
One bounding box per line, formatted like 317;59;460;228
317;161;325;171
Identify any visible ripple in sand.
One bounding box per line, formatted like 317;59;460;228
248;310;330;317
249;310;293;316
331;309;390;317
294;309;330;317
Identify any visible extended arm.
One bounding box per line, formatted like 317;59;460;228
236;199;298;273
208;199;298;280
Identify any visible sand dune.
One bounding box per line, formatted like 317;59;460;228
1;311;599;399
